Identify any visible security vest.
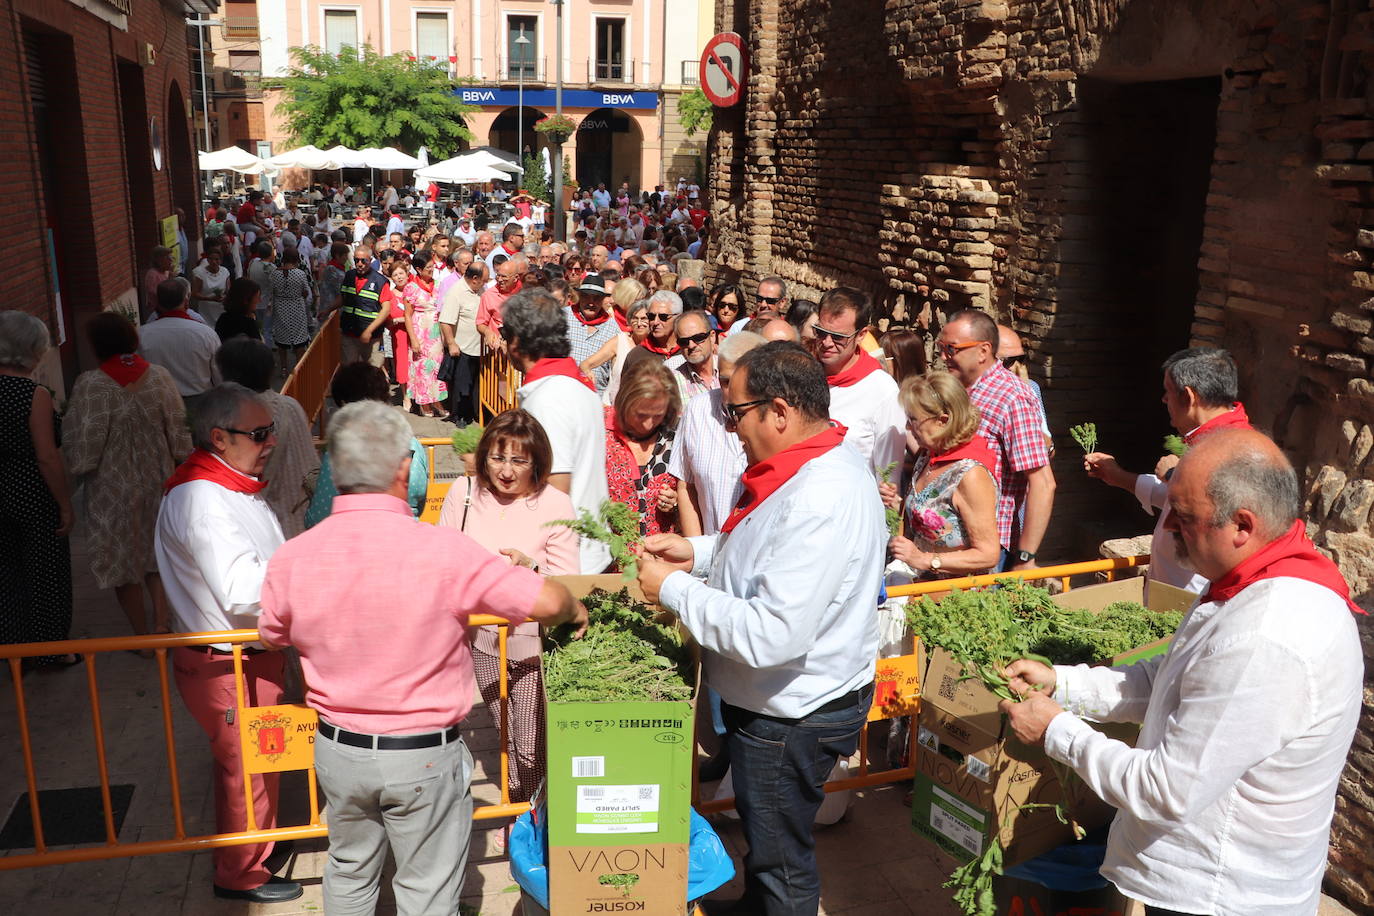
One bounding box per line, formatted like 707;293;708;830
339;269;388;336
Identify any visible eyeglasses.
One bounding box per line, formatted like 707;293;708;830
722;398;769;425
717;300;739;311
487;454;532;469
647;312;675;322
757;294;782;304
1002;354;1027;366
353;257;371;265
677;331;712;348
938;340;983;359
222;422;275;443
812;324;858;344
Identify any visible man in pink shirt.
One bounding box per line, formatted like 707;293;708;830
476;255;526;350
258;401;586;915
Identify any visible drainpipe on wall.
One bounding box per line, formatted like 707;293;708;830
658;0;668;189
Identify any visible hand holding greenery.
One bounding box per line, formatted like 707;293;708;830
880;462;902;538
451;424;484;456
543;588;694;702
1163;434;1188;456
1069;422;1098;455
549;499;643;579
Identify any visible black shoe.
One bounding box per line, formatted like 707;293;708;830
213;877;304;903
264;839;296;875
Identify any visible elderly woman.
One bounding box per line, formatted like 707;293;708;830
437;410;578;804
881;371;1000;578
0;311;75;667
604;356;682;539
191;246;231;325
63;313;190;639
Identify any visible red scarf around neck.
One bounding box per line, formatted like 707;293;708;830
160;308;199;322
99;354;149;387
641;338;680;357
1203;519;1365;615
1184;402;1251;445
612;308;631;333
827;350;884;388
574;307;612;327
522;357;597;392
164;449;266;495
928;434;998;479
721;424;847;533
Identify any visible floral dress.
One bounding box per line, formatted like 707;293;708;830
604;407;679;538
903;453;997;576
403;277;447;406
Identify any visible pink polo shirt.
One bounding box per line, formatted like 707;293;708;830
259;493;543;734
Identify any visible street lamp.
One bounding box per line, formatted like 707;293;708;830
515;28;531;166
551;0;565;242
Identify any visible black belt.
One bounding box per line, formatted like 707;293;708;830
725;683;873;726
185;645;265;656
318;720;463;750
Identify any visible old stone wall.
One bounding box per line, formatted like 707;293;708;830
705;0;1374;906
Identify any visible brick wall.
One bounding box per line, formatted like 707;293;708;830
706;0;1374;906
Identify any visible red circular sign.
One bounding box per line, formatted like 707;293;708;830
699;33;749;108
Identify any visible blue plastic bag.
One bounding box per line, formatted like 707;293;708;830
509;807;735;909
1001;833;1109;892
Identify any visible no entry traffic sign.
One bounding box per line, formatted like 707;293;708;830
700;33;749;107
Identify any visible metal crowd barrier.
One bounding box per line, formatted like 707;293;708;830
478;343;522;421
0;556;1149;870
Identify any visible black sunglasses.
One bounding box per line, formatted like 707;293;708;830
647;312;675;322
757;294;782;304
1002;354;1028;366
677;331;712;348
722;399;769;425
812;325;857;344
222;422;275;443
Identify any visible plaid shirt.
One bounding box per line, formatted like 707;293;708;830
968;362;1050;548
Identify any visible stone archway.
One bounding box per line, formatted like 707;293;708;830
574;107;641;192
488;105;548;161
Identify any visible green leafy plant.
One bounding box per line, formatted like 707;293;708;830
521;152;550;204
451;423;483;456
1163;434;1188;457
677;88;714;139
945;803;1076;916
598;873;641;896
549;500;642;579
275;45;477;158
534;113;576;140
1068;422;1098;455
543;589;694;702
880;463;902;538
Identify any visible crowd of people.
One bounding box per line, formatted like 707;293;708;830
0;173;1365;916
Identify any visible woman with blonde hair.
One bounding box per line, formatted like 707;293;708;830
579;277;650;401
604;356;682;539
880;371;1000;578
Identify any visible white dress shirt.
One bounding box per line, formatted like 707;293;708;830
659;441;884;717
1044;577;1362;916
155;468;285;648
386;216;405;237
1134;473;1209;598
666;389;745;535
828;369;907;476
518;374;612;573
138;316;222;396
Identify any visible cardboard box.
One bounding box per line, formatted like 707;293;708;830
910;576;1188;865
545;575;697;916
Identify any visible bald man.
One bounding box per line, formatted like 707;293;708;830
759;318;799;343
1001;429;1363;916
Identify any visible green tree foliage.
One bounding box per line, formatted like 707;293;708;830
275;45;476;158
522;151;550;202
677;88;714;138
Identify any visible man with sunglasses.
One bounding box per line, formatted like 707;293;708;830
814;287;907;476
636;342;884;916
155;384;301;905
338;245;395;366
938;308;1055;571
666;310;720;399
563;273;620;392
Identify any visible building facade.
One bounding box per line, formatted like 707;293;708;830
203;0;713;192
2;0;212;398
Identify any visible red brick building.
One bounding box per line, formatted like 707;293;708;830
1;0;215;398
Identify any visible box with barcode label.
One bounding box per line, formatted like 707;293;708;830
544;575;697;916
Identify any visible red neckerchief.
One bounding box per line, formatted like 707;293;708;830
612;308;630;332
1184;402;1251;445
410;276;435;295
160;309;199;321
99;354;150;387
523;357;596;392
928;434;998;479
164;449;266;495
641;338;680;357
721;424;847;533
1203;519;1365;615
501;243;520;257
827;350;884;388
328;259;347;271
574;307;611;327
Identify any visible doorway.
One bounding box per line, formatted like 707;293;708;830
118;61;158;271
575;108;641;192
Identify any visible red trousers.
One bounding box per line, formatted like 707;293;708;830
173;647;285;890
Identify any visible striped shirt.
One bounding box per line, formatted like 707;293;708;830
667;389;747;535
967;362;1050;548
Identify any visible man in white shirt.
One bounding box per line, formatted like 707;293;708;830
1001;429;1364;916
454;216;477;247
591;183;612;210
139;279;223;411
439;261;487;425
155;384;302;904
505;290;612;573
813;287;906;475
352;206;373;245
638;342;884;916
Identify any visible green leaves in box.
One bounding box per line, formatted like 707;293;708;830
544;588;694;702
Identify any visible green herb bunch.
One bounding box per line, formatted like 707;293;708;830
1163;434;1188;457
1069;422;1098;455
549;499;643;579
597;874;641;896
451;423;484;456
1030;601;1183;666
880;462;902;538
543;588;694;702
945;803;1076;916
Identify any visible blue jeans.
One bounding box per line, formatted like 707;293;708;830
722;683;873;916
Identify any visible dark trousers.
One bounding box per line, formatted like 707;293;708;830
722;683;873;916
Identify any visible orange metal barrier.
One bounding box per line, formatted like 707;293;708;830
281;311;341;434
478;343;521;421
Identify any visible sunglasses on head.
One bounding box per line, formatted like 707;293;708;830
677;331;712;347
222;422;275;443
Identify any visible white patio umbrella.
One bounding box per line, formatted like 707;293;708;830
198;146;277;175
359;147;424;170
320;145;370;169
460;150;523;175
414;156;510;186
267;144;339;170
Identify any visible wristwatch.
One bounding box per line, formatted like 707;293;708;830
928;555;942;571
1014;550;1036;564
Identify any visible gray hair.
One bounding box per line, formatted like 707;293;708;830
0;311;51;372
627;300;650;321
191;383;262;450
648;290;683;316
328;400;413;495
1207;447;1300;539
1163;348;1238;409
503;289;570;359
718;330;767;365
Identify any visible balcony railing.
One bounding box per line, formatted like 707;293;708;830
585;58;637;83
681;59;699;85
497;55;548;82
222;17;259;39
221;69;262;92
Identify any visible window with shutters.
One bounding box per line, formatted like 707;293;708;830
415;12;449;64
323;9;360;57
